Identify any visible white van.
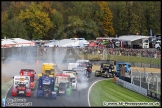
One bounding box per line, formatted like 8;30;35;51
155;40;161;50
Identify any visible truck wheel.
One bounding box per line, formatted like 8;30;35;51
95;72;98;77
105;74;108;78
75;84;77;91
88;73;90;78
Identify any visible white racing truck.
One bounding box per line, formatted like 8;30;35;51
72;67;89;83
68;63;79;70
12;75;31;97
62;70;77;90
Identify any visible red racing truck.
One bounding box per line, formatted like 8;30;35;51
20;69;36;90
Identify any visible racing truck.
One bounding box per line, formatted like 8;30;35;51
37;75;57;99
116;62;131;77
76;59;92;69
62;70;77;90
20;69;36;90
76;59;92;78
54;74;72;96
72;67;89;83
68;63;79;70
12;75;31;97
68;59;92;78
95;63;115;78
38;63;57;79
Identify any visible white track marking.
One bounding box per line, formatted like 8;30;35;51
5;83;13;99
88;79;111;107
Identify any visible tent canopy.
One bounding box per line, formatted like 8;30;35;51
1;40;16;45
118;35;149;42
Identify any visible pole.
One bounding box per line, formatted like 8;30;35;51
156;75;158;94
2;45;5;64
139;71;141;88
131;69;133;84
140;54;141;66
148;81;150;90
115;48;117;61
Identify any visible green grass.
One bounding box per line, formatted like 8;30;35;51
1;80;13;98
79;54;160;65
89;79;160;107
35;54;160;65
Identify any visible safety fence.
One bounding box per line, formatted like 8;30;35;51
116;77;161;101
132;69;161;95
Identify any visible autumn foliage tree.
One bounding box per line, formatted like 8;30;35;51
1;1;161;39
97;1;115;36
19;2;53;39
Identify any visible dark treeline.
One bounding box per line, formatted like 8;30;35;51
1;1;161;40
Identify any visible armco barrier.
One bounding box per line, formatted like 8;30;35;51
116;77;147;96
116;77;161;101
147;90;161;101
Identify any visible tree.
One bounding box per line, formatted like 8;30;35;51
97;1;115;36
9;1;27;17
19;2;53;39
2;17;28;39
46;11;64;40
1;11;8;25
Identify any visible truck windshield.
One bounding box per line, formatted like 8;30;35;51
143;40;149;43
71;78;76;83
42;85;50;90
45;70;51;74
59;83;67;88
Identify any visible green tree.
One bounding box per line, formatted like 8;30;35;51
19;2;53;39
2;17;28;39
47;11;64;39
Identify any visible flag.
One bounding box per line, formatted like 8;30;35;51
150;29;152;36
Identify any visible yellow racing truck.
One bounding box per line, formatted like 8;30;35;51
38;63;57;79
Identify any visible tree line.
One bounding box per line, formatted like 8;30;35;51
1;1;161;40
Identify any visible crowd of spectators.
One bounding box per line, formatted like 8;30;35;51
38;46;161;58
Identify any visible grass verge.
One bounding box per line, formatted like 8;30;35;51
89;79;160;107
1;80;13;98
79;54;160;65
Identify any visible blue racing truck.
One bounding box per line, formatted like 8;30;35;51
37;75;57;99
115;62;131;77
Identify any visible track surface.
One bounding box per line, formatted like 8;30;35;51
5;62;160;107
6;72;104;107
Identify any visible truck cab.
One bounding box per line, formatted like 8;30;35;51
72;67;89;82
62;70;77;90
55;74;72;96
38;63;57;79
116;62;131;77
20;69;36;90
37;76;56;99
12;75;31;97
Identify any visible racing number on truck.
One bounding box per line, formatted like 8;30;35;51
20;78;24;81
